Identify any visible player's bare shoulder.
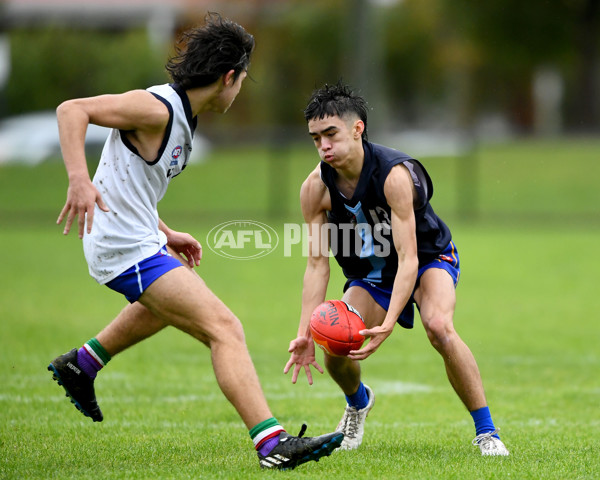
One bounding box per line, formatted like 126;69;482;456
116;90;171;162
300;165;332;218
383;163;418;209
122;89;171;131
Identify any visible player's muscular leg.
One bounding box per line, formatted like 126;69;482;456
96;301;168;356
139;266;272;429
414;268;487;411
95;248;198;356
324;286;386;395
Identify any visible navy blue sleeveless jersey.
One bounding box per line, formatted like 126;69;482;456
320;141;452;287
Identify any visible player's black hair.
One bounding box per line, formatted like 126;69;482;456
166;12;255;90
303;81;369;140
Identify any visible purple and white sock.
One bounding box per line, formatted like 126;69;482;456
76;339;110;379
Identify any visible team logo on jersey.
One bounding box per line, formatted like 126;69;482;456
170;145;183;165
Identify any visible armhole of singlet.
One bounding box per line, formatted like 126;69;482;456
118;92;173;166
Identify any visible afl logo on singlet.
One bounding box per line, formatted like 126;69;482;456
171;145;183;160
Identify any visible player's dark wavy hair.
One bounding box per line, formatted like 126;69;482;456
166;12;255;89
303;81;369;140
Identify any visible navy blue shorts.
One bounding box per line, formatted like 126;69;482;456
106;247;184;303
344;241;460;329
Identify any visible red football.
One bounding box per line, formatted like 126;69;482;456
309;300;366;357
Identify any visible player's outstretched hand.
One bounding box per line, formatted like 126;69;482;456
57;177;109;239
284;336;324;385
166;230;202;268
347;324;393;361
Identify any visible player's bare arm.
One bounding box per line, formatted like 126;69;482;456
158;219;203;269
56;91;170;238
348;164;419;360
297;167;333;336
284;167;331;384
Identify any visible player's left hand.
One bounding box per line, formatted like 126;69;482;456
284;336;324;385
166;231;202;268
347;324;393;361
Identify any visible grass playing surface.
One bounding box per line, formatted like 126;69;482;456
0;138;599;479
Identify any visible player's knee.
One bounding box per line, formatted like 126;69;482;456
423;314;454;349
208;311;246;346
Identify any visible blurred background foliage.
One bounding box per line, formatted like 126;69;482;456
1;0;598;143
4;28;166;113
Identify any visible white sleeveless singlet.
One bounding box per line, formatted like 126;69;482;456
83;84;195;284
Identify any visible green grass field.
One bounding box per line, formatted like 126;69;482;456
1;138;599;479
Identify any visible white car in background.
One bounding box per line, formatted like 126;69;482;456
0;111;109;165
0;111;209;165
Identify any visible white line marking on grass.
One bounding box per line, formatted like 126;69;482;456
366;419;471;429
370;381;435;394
0;394;65;403
259;380;435;400
1;381;436;405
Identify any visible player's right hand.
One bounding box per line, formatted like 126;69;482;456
284;336;324;385
57;177;109;239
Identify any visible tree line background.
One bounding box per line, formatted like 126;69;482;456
1;0;598;143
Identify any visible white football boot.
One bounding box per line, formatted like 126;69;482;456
472;429;510;456
336;384;375;450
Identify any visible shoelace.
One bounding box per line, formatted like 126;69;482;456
280;424;309;450
472;429;499;446
342;407;360;437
